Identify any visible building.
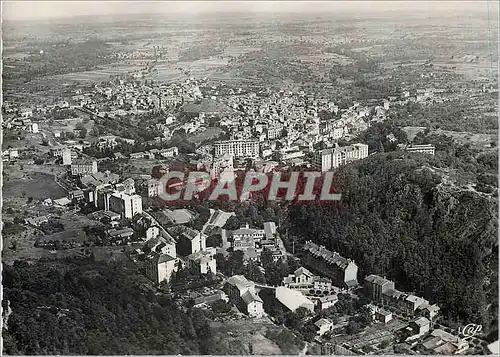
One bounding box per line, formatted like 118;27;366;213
302;241;358;289
224;275;264;318
232;224;265;252
275;286;315;312
158;146;179;158
210;154;234;180
366;275;439;318
148;178;161;197
375;308;393;323
62;148;72;165
404;144;435;155
318;294;339;310
108;192;143;219
409;317;431;336
364;274;395;301
313;143;369;172
214;139;260;158
187;249;217;275
282;267;316;290
315;318;334;336
145;252;178;284
29;122;39;133
25;216;49;226
263;221;277;240
420;329;469;355
175;227;207;257
71;158;98;176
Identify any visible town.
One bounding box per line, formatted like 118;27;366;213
2;3;498;356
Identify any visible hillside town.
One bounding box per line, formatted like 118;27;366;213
2;3;498;356
5;69;492;355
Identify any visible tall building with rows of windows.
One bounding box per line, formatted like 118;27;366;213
214;139;260;158
313;143;368;172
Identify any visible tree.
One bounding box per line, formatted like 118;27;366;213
79;127;88;138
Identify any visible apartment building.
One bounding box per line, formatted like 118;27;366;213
214;139;260;158
71;158;98;176
108;192;143;219
314;143;369;172
364;274;440;320
302;241;358;289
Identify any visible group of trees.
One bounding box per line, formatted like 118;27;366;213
2;258;217;355
388;99;498;133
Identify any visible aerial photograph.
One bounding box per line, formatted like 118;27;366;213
1;1;499;355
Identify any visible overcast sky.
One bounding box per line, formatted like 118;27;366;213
2;1;498;21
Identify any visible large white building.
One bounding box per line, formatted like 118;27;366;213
109;192;143;219
314;143;369;172
275;286;315;313
214;139;260;158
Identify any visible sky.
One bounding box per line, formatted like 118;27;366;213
2;1;499;21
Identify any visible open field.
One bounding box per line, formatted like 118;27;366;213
47;63;144;82
3;170;66;200
188;127;223;143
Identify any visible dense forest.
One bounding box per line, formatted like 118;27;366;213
287;150;498;336
2;258;215;355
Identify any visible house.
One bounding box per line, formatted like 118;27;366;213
263;221;277;240
8;148;19;160
145;252;178;284
29;122;39;133
275;286;315;313
302;241;358;289
318;294;339;310
283;267;316;289
224;275;264;318
187;249;217;275
108;227;135;239
54;197;71;206
364;274;395;301
409;317;431;336
375;308;393;323
158;147;179;158
404;144;435;155
315;318;334;336
25;216;49;226
232;224;265;252
193;291;228;308
146;226;160;240
175;227;207;256
419;329;469;355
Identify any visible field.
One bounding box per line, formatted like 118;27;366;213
47;63;144;82
188;127;223;143
3;170;66;200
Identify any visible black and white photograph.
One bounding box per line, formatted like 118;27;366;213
1;1;499;355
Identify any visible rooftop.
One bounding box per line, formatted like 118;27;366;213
275;286;314;312
303;241;355;270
